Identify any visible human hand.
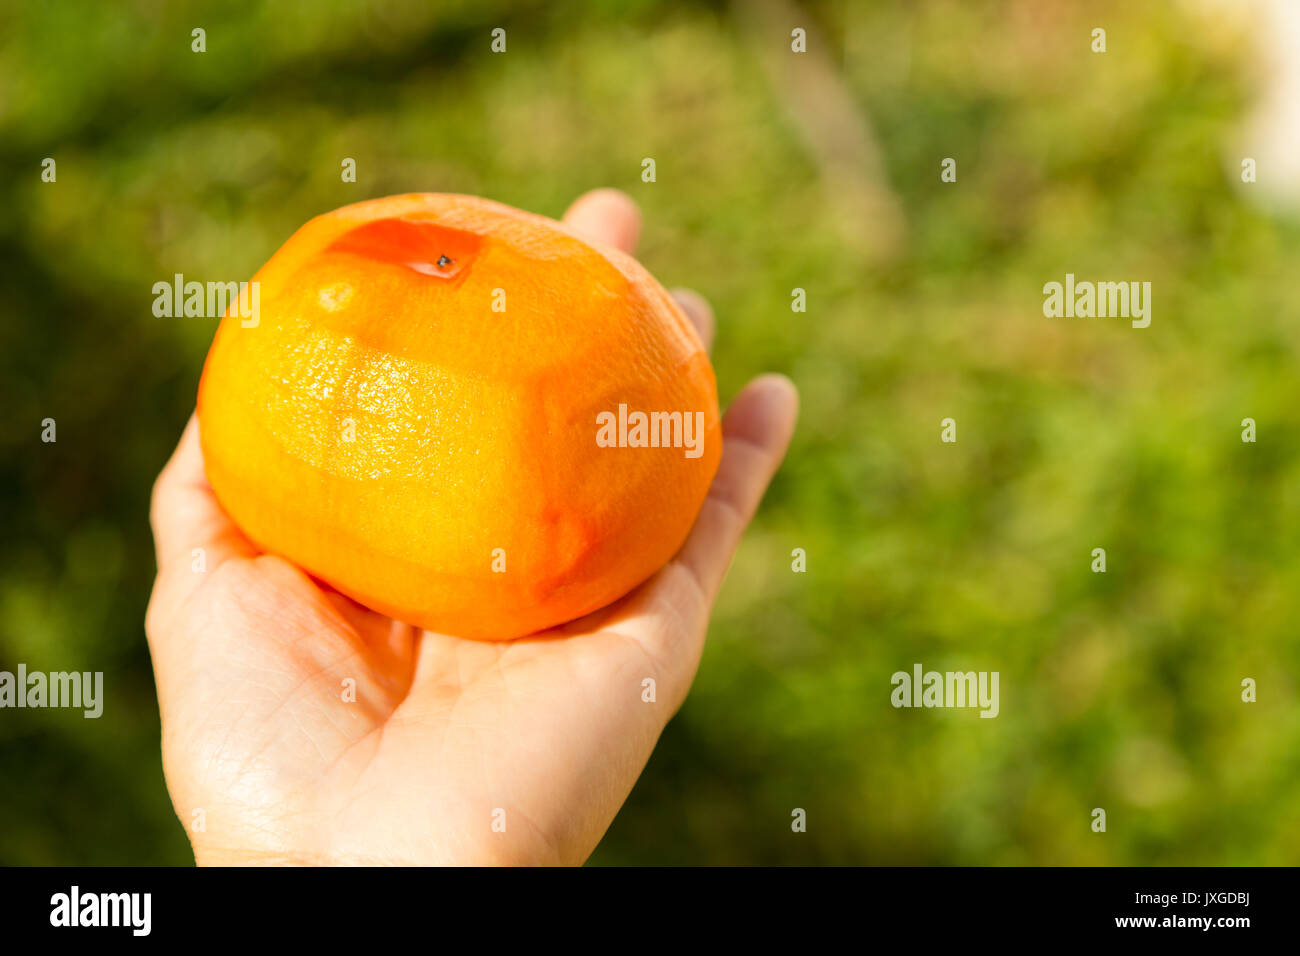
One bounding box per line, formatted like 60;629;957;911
144;188;799;866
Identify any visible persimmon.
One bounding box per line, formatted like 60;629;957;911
197;193;721;640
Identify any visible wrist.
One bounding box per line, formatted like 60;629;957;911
193;844;330;866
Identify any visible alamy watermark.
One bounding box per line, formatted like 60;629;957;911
596;404;706;459
0;664;102;718
153;273;260;327
891;663;999;718
1042;273;1150;328
50;886;150;936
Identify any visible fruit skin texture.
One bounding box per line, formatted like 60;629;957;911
197;193;721;640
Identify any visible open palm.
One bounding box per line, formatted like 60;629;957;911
145;189;798;866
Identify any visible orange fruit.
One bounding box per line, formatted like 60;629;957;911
197;193;721;640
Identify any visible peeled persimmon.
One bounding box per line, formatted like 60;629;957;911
197;193;721;640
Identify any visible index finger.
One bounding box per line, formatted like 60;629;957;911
561;188;642;254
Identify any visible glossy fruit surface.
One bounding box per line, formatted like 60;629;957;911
198;193;720;639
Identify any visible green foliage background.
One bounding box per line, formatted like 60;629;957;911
1;0;1297;864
